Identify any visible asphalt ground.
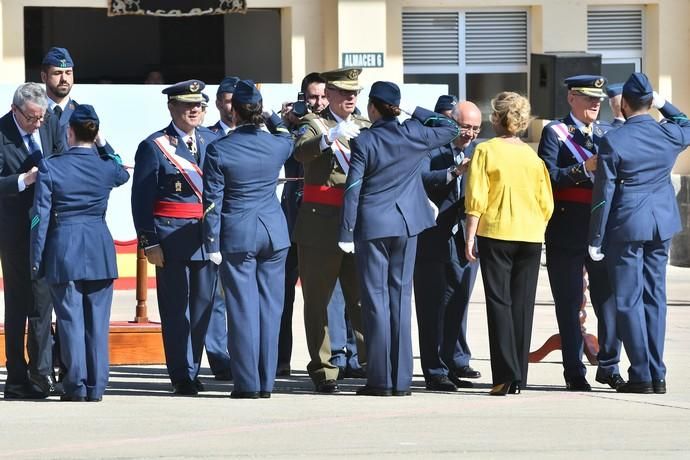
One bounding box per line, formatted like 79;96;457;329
1;264;689;459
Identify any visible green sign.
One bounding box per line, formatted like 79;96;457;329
342;52;384;68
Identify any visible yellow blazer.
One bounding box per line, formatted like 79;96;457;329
465;137;553;243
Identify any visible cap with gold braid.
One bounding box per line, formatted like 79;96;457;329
564;75;608;99
320;67;363;91
162;79;207;103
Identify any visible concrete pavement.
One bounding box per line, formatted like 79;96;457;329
1;264;689;458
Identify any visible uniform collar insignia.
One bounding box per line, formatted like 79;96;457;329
567;125;576;133
199;136;205;144
169;135;178;146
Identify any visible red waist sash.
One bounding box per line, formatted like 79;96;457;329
153;201;203;218
553;188;592;204
302;184;345;206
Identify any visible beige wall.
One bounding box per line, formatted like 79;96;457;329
1;0;689;168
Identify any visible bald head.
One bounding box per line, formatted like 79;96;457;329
452;101;482;149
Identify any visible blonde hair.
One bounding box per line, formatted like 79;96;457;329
490;92;531;136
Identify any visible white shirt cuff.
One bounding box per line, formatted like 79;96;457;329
17;174;27;192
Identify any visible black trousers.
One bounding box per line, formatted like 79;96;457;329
1;246;53;384
477;237;542;386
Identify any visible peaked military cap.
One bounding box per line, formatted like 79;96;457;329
321;67;363;92
42;47;74;68
162;80;207;103
434;95;458;113
564;75;607;98
233;80;262;105
605;83;624;98
369;81;401;106
69;104;99;125
217;76;240;95
623;72;654;102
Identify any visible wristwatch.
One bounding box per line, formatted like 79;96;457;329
449;165;460;179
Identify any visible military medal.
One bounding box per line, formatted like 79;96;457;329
175;181;182;192
585;139;594;149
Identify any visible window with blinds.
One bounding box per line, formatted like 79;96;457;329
402;12;459;65
465;11;528;65
587;9;643;51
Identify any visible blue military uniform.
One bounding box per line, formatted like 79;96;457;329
30;105;129;401
202;76;240;381
537;75;622;390
340;82;460;395
131;80;218;395
414;141;479;386
589;72;690;393
203;81;293;397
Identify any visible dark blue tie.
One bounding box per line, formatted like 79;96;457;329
25;134;43;166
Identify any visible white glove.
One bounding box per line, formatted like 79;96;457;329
428;199;439;220
326;120;360;144
652;91;666;110
209;252;222;265
399;103;416;117
338;242;355;254
588;246;605;262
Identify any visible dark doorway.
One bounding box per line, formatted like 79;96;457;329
24;7;282;84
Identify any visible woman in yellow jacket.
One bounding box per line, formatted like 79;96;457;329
464;92;553;396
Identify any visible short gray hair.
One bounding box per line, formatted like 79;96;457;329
12;82;49;110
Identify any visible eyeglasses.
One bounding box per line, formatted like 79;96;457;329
459;123;481;134
15;105;45;124
327;85;361;97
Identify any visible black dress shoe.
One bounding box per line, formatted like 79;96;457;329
87;396;103;402
343;367;367;379
565;376;592;392
3;382;49;400
426;375;457;392
393;389;412;396
29;374;64;396
508;381;521;394
315;379;340;394
356;385;393;396
653;379;666;394
447;372;474;388
276;365;291;377
194;378;205;392
60;394;87;402
214;370;233;381
259;391;271;399
230;391;260;399
616;381;653;394
455;366;481;379
173;381;198;396
596;373;626;389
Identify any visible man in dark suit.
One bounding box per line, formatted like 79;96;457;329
203;76;240;382
537;75;622;392
131;80;218;396
414;99;482;392
1;82;64;399
589;72;690;394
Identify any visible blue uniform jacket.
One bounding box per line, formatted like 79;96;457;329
589;102;690;247
30;146;130;283
339;107;460;243
538;115;613;248
203;118;294;254
417;142;475;261
131;123;216;261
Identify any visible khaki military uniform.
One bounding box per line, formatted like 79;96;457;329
293;109;371;384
